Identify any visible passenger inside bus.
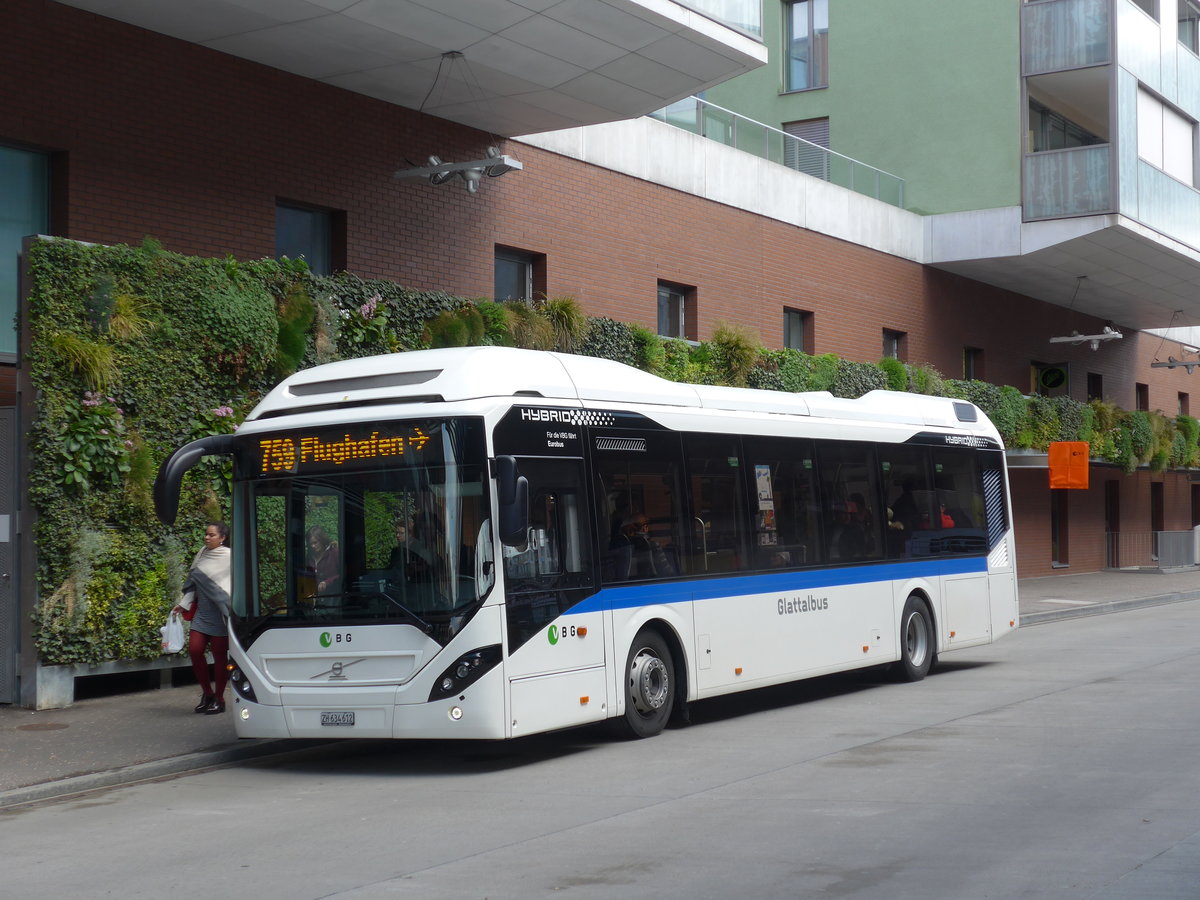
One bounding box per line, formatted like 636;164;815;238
389;515;432;581
611;514;675;579
305;525;341;595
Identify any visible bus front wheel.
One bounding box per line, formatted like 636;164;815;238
619;629;674;738
895;595;934;682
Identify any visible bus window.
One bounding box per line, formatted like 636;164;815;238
594;431;684;584
817;442;883;563
303;494;342;598
685;434;747;575
504;458;594;651
252;493;286;615
504;468;590;587
931;448;989;556
880;446;934;558
744;436;820;568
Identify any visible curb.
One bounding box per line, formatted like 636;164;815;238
1019;590;1200;626
0;739;325;811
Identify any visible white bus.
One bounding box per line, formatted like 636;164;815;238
155;347;1018;740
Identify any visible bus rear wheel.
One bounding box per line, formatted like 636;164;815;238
895;595;934;682
619;629;674;738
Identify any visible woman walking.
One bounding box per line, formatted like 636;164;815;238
175;521;232;714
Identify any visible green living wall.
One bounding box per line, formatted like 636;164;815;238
25;238;1200;664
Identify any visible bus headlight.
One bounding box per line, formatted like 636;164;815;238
228;664;257;702
428;645;501;702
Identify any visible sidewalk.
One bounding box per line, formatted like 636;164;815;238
3;568;1199;809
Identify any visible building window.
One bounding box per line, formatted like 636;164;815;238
1;145;49;356
1028;98;1104;153
657;281;695;340
783;118;830;178
783;308;813;353
1180;392;1190;416
882;329;906;361
963;347;983;380
1051;490;1069;567
1131;0;1158;21
785;0;828;92
1087;372;1103;402
495;247;544;302
1137;88;1197;187
1136;382;1150;411
1182;0;1200;54
276;203;340;275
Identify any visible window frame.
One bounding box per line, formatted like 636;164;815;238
494;247;540;302
882;328;907;361
1181;0;1200;54
1;144;50;358
784;0;829;93
783;307;814;353
275;201;342;276
657;280;695;341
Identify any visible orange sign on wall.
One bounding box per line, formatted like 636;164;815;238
1048;441;1090;489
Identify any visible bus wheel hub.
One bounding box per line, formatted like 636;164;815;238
630;652;668;713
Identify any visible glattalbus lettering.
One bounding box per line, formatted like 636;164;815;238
777;594;830;615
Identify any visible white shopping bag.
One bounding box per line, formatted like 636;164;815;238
160;611;185;654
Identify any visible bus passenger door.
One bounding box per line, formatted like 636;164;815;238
500;457;607;736
935;447;994;648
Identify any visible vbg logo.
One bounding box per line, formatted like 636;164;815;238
547;625;559;645
320;632;332;647
320;631;352;647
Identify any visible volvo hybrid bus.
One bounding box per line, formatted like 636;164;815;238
154;347;1018;741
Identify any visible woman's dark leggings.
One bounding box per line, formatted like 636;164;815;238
189;630;229;698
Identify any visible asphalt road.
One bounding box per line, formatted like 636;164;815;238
3;601;1200;899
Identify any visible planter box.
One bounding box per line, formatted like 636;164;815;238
33;655;193;710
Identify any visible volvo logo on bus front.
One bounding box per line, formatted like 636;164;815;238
310;658;366;680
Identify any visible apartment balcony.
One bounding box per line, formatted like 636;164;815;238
1023;144;1113;219
1021;0;1111;76
56;0;767;136
649;96;905;207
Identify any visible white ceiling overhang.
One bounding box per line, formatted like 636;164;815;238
57;0;766;136
929;210;1200;333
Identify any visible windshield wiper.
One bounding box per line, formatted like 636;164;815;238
345;587;433;633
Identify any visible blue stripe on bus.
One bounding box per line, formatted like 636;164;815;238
568;556;988;614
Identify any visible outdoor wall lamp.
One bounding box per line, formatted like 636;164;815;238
1049;325;1123;351
393;147;523;193
1151;356;1199;374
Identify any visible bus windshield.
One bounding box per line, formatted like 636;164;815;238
235;418;492;645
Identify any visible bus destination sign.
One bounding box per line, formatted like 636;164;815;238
257;425;431;475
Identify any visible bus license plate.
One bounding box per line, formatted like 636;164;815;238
320;711;355;726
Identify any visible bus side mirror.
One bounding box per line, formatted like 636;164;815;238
154;434;237;525
495;456;529;546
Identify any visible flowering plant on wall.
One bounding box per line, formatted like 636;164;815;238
338;292;396;351
54;391;132;489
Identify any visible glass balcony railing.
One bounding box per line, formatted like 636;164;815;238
649;96;905;207
1023;145;1113;219
676;0;762;39
1022;0;1110;74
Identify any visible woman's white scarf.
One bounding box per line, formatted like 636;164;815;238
179;546;232;618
